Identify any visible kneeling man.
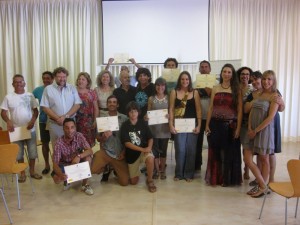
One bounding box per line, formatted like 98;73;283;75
51;118;94;195
91;95;129;186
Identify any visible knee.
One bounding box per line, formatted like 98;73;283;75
130;177;139;185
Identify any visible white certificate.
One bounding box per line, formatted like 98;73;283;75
195;73;217;88
162;68;181;82
175;118;195;133
96;116;119;132
64;161;92;184
147;109;168;125
9;126;31;142
114;53;129;63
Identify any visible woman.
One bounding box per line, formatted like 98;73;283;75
237;67;253;180
245;70;279;197
95;70;115;116
75;72;99;147
205;63;242;186
135;67;155;120
147;77;170;179
169;71;201;182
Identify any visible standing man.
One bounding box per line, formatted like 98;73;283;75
195;60;212;171
113;70;137;115
51;118;94;195
1;74;42;182
41;67;82;148
91;95;129;186
33;71;54;175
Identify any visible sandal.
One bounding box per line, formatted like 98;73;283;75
146;180;157;193
30;173;43;180
247;185;259;195
42;168;50;175
186;178;193;183
152;172;159;179
160;172;166;180
18;175;26;183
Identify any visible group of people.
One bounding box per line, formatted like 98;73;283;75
0;57;284;198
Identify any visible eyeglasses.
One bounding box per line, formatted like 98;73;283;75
241;73;250;76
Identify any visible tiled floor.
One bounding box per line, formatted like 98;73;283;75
0;142;299;225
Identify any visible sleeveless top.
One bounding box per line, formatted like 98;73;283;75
211;92;237;121
175;90;198;124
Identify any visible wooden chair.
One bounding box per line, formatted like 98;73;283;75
0;143;30;210
0;187;13;224
259;159;300;225
0;130;10;145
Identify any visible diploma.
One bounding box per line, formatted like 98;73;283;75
175;118;195;133
96;116;119;132
147;109;168;125
64;161;92;184
9;126;31;142
114;53;129;63
161;68;181;82
195;73;217;88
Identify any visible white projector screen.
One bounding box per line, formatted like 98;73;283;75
102;0;209;64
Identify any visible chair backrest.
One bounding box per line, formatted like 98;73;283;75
287;159;300;197
0;130;11;145
0;143;19;173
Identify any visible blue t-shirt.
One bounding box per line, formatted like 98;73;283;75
33;86;47;123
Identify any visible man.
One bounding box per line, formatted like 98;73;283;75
33;71;54;174
40;67;81;148
51;118;94;195
120;101;156;193
91;95;129;186
1;74;42;182
196;60;212;171
113;70;137;115
105;57;140;87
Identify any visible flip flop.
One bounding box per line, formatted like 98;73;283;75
30;173;43;180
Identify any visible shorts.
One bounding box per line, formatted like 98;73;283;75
39;123;50;143
14;131;38;161
128;152;154;178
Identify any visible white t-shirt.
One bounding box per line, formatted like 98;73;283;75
0;92;38;131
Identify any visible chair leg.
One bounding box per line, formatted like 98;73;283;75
15;174;21;210
295;197;299;218
259;187;268;219
285;198;288;225
0;188;13;224
28;173;35;194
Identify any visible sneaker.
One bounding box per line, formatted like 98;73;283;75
63;181;71;191
81;184;94;195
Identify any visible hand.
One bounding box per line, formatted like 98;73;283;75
117;151;125;160
143;146;152;153
27;120;35;130
272;95;283;106
108;58;114;64
128;58;136;64
169;125;177;134
248;129;256;139
56;116;65;126
234;128;240;139
193;126;200;134
143;114;149;121
58;173;68;182
204;87;212;96
7;120;14;132
205;127;211;136
71;155;81;164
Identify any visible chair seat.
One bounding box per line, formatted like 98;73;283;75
269;182;294;198
12;163;28;174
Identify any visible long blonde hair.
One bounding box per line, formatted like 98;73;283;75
262;70;277;92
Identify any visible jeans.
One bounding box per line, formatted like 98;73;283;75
174;132;198;179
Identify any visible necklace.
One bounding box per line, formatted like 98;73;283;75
221;83;231;89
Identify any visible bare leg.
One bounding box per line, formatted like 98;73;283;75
18;158;26;177
42;142;51;170
243;149;250;179
258;154;270;184
146;156;154;182
269;154;276;182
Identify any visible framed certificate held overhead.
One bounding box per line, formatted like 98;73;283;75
162;68;181;82
96;116;119;132
175;118;195;133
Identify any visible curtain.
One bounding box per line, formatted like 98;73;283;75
210;0;300;141
0;0;101;102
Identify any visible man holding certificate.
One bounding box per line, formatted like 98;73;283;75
51;118;94;195
91;95;129;186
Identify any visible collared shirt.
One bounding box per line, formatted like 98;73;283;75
53;132;90;166
40;82;82;118
113;85;137;115
100;112;128;159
